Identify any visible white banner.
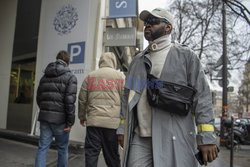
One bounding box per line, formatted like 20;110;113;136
37;0;91;76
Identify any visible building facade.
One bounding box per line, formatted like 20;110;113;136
213;90;241;119
239;60;250;117
0;0;142;142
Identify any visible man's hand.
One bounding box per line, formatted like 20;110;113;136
80;120;85;127
64;126;71;133
198;144;218;166
118;134;124;148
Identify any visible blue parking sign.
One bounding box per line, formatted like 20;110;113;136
68;42;85;64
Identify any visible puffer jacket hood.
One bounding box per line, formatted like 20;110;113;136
99;52;117;69
44;59;70;77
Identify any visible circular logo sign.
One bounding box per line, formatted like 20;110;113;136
53;4;78;35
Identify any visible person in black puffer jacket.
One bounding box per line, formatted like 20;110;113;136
35;50;77;167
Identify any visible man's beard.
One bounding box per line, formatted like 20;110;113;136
145;27;166;41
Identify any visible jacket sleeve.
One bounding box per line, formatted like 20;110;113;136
188;51;217;146
117;87;129;135
118;72;126;99
64;75;77;127
116;57;138;135
78;77;88;121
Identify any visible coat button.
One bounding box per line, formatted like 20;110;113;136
151;43;158;50
172;136;176;140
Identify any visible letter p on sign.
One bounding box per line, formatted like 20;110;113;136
68;41;85;64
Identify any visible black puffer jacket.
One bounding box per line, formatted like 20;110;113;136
37;59;77;127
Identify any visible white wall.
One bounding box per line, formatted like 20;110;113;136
0;0;18;129
33;0;105;142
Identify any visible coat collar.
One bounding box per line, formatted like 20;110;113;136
148;34;172;52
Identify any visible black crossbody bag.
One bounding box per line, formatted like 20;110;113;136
147;73;197;116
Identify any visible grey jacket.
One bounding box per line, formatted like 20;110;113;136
118;43;217;167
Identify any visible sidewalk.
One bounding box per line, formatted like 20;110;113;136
208;145;250;167
0;138;107;167
0;136;250;167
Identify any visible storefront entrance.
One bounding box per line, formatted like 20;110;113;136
7;60;36;132
6;0;41;133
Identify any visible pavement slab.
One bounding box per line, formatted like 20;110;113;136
0;137;107;167
0;138;57;167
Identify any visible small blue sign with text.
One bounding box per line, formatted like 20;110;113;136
109;0;137;18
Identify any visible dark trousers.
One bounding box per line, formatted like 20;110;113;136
85;127;120;167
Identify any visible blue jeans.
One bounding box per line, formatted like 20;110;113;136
35;121;69;167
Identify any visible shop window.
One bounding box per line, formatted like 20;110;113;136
9;61;35;104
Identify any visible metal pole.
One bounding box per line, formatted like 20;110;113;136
29;107;39;136
246;83;249;112
230;116;234;167
220;0;228;146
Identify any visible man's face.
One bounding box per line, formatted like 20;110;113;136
143;16;171;41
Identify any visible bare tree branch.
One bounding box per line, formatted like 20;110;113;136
223;0;250;25
170;0;250;84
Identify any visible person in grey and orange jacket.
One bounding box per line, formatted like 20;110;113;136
78;52;125;167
